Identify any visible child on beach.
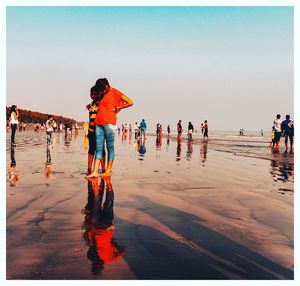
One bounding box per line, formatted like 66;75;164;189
86;78;133;178
270;126;275;147
86;86;106;175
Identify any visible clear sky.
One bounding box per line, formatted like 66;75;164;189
6;6;293;131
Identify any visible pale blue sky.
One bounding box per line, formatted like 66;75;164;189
6;6;293;131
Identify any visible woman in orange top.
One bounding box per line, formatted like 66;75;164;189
87;78;133;178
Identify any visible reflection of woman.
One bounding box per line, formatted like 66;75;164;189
9;105;19;146
45;146;52;178
9;146;19;186
87;78;133;178
83;177;125;275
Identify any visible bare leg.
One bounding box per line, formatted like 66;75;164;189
100;161;113;177
86;159;101;178
101;154;106;173
87;154;94;174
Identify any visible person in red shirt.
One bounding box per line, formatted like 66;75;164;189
87;78;133;178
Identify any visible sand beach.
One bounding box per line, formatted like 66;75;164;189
6;130;294;279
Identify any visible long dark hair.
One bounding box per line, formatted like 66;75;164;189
9;105;17;115
93;78;110;102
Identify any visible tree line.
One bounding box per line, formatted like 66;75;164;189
6;106;78;125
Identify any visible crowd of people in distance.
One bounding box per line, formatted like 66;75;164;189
7;85;295;187
176;119;209;140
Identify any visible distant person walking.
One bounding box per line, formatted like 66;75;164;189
140;119;147;139
281;114;294;153
272;114;282;149
188;122;194;139
177;120;183;138
87;78;133;178
46;115;54;145
9;105;19;146
203;120;208;139
167;125;170;137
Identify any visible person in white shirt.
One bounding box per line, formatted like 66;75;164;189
46;115;54;145
273;114;282;149
134;122;139;139
9;105;19;146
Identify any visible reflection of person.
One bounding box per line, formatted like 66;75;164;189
176;137;182;161
200;140;208;165
45;146;52;178
83;177;125;275
8;146;19;186
270;159;294;183
8;168;19;187
138;138;147;159
156;126;162;149
9;105;19;146
87;78;133;178
187;138;193;160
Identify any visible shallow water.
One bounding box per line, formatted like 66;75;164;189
6;130;294;279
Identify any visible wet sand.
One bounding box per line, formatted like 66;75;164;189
6;130;294;279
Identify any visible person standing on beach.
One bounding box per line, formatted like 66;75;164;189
270;126;275;147
134;122;139;139
188;122;194;139
9;105;19;146
281;115;294;153
177;120;183;139
87;78;133;178
156;123;160;138
167;125;170;137
46;115;54;146
86;86;106;175
273;114;282;149
83;121;89;136
53;121;57;132
140;119;147;140
203;120;209;139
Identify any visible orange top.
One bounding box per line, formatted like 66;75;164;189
95;228;125;263
95;87;124;125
